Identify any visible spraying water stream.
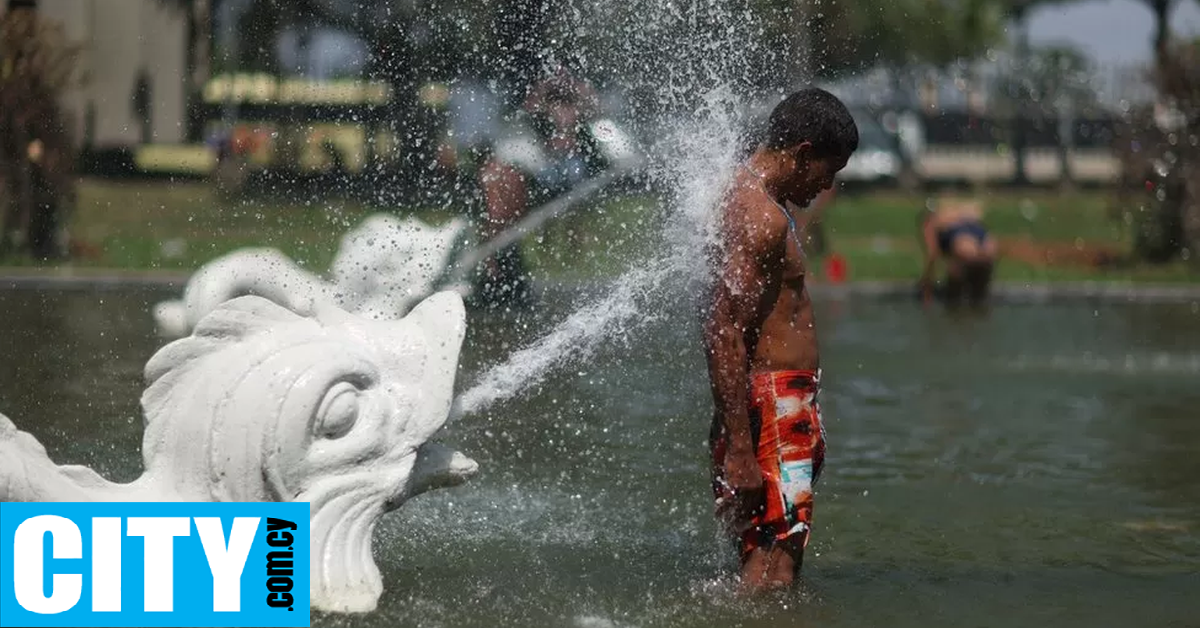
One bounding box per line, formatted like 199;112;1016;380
456;88;749;415
455;0;786;415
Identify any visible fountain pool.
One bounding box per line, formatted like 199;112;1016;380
2;284;1197;627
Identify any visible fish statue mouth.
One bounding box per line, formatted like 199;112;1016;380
301;439;478;614
390;440;479;509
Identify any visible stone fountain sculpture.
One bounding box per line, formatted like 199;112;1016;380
153;214;474;337
0;291;478;613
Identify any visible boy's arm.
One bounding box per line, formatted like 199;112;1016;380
702;205;782;490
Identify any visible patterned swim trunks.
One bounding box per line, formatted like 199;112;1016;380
711;369;826;557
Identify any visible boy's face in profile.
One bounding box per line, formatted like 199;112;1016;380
780;143;847;208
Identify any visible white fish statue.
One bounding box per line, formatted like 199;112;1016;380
0;291;477;613
153;214;473;337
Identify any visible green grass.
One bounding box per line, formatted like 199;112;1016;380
63;180;447;272
816;190;1198;284
826;190;1126;242
3;180;1196;284
2;178;660;280
520;194;662;279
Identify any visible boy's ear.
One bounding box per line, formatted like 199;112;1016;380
792;141;814;160
787;141;814;170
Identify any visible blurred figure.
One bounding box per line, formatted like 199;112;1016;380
917;198;998;306
131;69;152;144
518;67;600;191
26;139;67;261
476;66;601;306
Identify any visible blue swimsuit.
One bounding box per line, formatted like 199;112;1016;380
936;221;988;254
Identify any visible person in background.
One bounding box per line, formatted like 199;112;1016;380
917;197;998;306
475;66;601;306
26;139;69;261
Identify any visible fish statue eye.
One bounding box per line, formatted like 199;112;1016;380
317;382;361;440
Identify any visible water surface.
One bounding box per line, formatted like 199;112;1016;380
2;286;1197;627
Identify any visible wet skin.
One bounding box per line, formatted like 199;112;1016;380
703;143;847;590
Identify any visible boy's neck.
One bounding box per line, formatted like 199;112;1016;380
743;149;791;199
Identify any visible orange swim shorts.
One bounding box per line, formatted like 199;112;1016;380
711;369;826;556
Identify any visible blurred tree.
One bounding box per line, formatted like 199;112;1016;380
1114;37;1200;265
804;0;1008;78
132;69;153;144
1158;36;1200;105
1111;0;1200;265
0;1;78;261
999;0;1194;190
799;0;1009;182
234;0;285;74
1167;42;1200;263
994;44;1098;185
1033;46;1097;186
1144;0;1182;70
1002;0;1082;184
1023;47;1098;111
157;0;212;141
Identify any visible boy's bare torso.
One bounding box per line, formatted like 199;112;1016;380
719;173;820;374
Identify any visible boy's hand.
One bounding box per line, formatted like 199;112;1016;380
724;445;765;524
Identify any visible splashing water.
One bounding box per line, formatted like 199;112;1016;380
452;0;795;416
456;87;758;416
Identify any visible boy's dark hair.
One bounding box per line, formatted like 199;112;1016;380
762;88;859;160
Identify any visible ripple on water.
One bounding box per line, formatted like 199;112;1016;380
1004;352;1200;376
6;288;1200;627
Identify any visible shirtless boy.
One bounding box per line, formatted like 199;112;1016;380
702;88;858;590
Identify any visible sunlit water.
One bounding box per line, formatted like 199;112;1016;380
3;287;1198;627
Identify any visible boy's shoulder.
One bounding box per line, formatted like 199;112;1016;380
722;186;790;249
